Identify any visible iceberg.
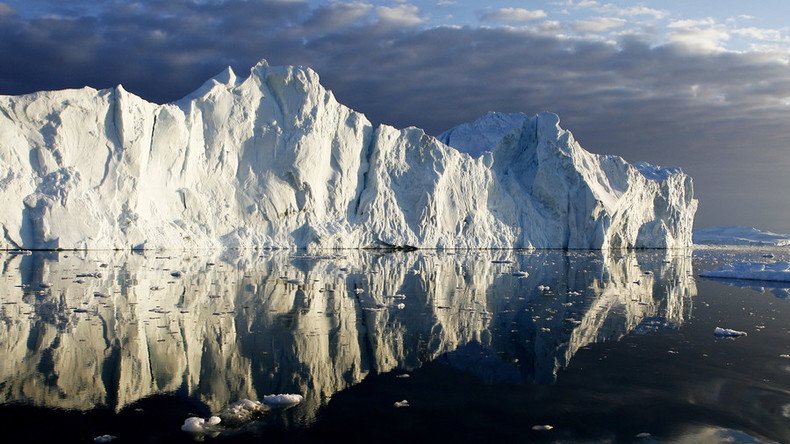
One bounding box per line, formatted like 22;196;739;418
700;261;790;283
0;61;696;250
693;226;790;247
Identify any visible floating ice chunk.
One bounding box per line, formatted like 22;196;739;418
394;400;410;408
714;327;747;337
220;399;268;426
700;261;790;283
635;432;652;438
396;373;410;378
537;285;550;291
263;393;303;406
181;417;207;433
94;435;116;443
394;303;405;309
531;424;553;431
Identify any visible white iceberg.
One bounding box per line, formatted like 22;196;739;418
700;261;790;283
181;415;221;433
714;327;747;337
0;62;696;251
262;393;303;406
693;226;790;247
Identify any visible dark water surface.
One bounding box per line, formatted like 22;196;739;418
0;249;787;443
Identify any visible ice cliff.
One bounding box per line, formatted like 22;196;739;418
0;60;697;250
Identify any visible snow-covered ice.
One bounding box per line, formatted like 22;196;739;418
262;393;303;406
0;61;696;250
181;416;221;433
700;261;790;283
693;226;790;247
714;327;747;337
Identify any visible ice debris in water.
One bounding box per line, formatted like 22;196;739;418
394;400;410;408
714;327;747;337
537;285;550;291
531;425;553;431
181;415;221;433
263;393;303;406
93;435;117;443
219;399;269;426
636;432;652;439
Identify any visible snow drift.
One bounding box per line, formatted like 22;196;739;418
0;60;697;250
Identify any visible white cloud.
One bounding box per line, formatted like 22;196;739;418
480;8;547;22
376;3;422;27
668;27;730;53
733;27;784;42
572;17;626;33
667;18;716;29
619;6;668;19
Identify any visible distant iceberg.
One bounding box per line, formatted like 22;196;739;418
693;226;790;247
700;261;790;283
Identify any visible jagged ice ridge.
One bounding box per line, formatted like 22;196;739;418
0;60;697;250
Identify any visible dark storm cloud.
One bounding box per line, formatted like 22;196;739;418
0;1;788;231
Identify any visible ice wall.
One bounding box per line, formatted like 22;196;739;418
0;61;696;250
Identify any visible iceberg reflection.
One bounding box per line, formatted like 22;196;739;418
0;249;696;421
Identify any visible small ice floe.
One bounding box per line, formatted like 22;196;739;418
512;271;529;277
93;435;117;443
76;272;102;278
778;354;789;358
531;424;553;431
635;432;652;439
354;288;364;294
393;303;406;309
537;285;550;292
393;400;410;408
170;271;183;278
263;393;303;407
220;399;269;426
714;327;748;337
396;373;410;379
181;415;221;433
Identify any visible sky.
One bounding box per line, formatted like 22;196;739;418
0;0;789;233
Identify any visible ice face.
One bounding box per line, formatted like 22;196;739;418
0;62;696;250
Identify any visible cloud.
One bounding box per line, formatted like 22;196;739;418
572;17;626;33
0;2;14;16
375;3;422;27
666;19;731;53
480;8;547;22
0;1;788;231
619;6;668;19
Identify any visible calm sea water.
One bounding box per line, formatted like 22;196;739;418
0;249;787;443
